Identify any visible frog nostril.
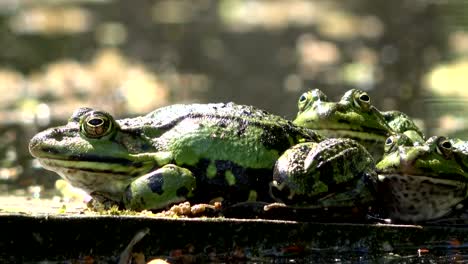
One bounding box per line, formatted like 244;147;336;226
29;128;65;156
55;134;64;142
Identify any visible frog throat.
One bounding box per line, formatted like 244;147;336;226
378;173;468;222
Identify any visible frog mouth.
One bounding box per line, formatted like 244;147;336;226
37;158;153;200
37;158;154;178
316;129;387;142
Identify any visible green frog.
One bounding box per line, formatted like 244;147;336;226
376;134;468;222
381;110;424;143
293;89;424;160
271;138;376;210
29;103;376;214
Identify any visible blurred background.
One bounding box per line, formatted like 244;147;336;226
1;0;468;195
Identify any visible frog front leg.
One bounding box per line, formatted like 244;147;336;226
123;164;196;211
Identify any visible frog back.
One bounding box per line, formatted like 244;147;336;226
148;103;320;166
126;103;322;203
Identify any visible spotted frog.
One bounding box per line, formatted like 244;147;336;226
376;134;468;222
29;103;376;214
293;89;424;160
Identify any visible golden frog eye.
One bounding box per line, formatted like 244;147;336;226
81;111;114;138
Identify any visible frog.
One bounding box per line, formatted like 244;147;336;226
29;102;377;215
270;138;377;213
381;110;424;143
376;134;468;222
293;88;424;160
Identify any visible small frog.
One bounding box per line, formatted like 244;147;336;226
293;89;424;160
29;103;377;216
376;134;468;222
381;110;424;143
271;138;376;211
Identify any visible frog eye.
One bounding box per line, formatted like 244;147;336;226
357;92;371;105
353;91;372;110
384;136;397;153
440;140;452;149
81;112;114;138
436;138;453;157
299;94;307;103
385;137;393;145
359;93;370;103
297;92;310;112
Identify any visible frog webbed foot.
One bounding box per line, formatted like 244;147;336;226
123;164;196;211
87;192;123;210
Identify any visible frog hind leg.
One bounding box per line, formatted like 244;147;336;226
123;164;196;211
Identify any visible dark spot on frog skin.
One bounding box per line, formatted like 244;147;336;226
215;160;248;185
147;173;164;195
236;120;249;136
217;118;229;128
187;159;272;205
176;186;189;197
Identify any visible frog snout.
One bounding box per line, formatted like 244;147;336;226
29;133;44;157
29;129;55;157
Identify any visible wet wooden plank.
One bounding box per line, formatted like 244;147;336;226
0;196;467;262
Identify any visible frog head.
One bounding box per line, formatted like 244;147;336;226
29;108;162;200
376;135;468;222
381;110;424;139
294;89;393;158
